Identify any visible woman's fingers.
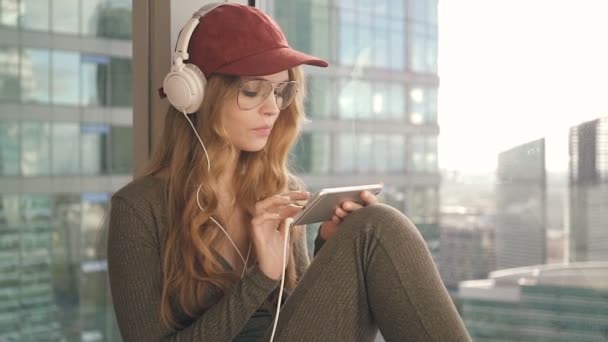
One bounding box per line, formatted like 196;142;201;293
251;212;281;226
341;201;363;212
361;190;379;205
254;191;309;215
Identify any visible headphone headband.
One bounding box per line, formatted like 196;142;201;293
173;3;226;66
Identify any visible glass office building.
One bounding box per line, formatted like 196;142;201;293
272;0;441;256
458;263;608;341
0;0;132;340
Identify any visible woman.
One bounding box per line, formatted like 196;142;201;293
108;3;471;342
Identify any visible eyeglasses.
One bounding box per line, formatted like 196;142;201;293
237;79;298;111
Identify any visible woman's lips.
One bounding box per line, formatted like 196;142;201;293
253;127;272;136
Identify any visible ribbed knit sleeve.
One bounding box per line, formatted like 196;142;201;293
107;195;280;342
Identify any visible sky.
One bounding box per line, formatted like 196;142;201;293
438;0;608;173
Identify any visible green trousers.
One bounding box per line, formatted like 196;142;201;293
263;204;472;342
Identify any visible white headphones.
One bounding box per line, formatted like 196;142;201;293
162;3;226;114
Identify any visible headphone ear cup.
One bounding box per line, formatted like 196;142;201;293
163;63;206;113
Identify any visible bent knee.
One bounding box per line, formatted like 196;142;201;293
346;204;421;238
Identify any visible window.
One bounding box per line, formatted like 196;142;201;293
52;0;79;34
0;0;18;27
307;77;332;118
0;47;20;102
52;123;80;175
21;0;49;31
81;123;109;175
292;133;330;174
336;133;357;173
81;0;106;36
99;0;133;40
21;48;50;104
110;126;133;174
409;87;437;124
20;122;51;176
81;54;110;106
52;51;80;106
0;121;19;176
109;57;132;106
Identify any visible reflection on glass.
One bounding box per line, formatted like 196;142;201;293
21;48;50;104
110;126;133;174
357;134;373;172
109;57;132;106
19;195;61;340
0;0;18;27
21;122;51;176
0;121;20;175
336;134;356;173
52;51;80;105
0;47;20;102
99;0;132;39
51;194;81;340
311;5;330;60
52;123;80;175
21;0;49;31
292;133;330;174
52;0;79;34
81;55;109;106
81;123;109;175
307;77;331;118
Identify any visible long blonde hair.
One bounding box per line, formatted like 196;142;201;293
138;68;307;329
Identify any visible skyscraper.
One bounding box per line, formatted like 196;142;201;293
569;117;608;262
271;0;441;257
0;1;132;340
495;138;547;269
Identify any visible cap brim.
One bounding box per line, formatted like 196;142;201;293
213;47;328;76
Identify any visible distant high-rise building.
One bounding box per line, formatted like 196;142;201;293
495;138;547;269
458;262;608;341
0;1;132;340
439;207;495;291
569;117;608;261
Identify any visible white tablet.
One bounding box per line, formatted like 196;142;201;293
292;183;383;225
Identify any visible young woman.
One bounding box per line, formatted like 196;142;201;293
107;3;471;342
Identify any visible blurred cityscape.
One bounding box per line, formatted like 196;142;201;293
1;1;607;342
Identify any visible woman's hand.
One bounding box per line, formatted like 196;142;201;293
250;191;310;280
319;190;379;241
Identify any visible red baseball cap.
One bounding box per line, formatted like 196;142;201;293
187;3;328;78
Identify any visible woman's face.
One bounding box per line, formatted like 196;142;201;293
221;70;289;152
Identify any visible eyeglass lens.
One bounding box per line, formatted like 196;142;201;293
237;80;298;111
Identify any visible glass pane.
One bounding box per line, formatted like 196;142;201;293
309;77;331;118
52;0;79;34
357;134;373;173
52;122;80;175
0;47;20;103
110;126;133;174
81;0;106;36
388;135;405;172
0;121;20;175
0;0;18;27
52;51;80;106
81;123;109;175
20;122;51;176
109;57;132;107
21;48;50;104
81;54;110;106
99;0;132;40
21;0;49;31
336;134;356;173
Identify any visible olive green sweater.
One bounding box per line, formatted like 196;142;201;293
107;176;312;341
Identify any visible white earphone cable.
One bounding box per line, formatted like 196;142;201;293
184;111;251;278
269;217;292;342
